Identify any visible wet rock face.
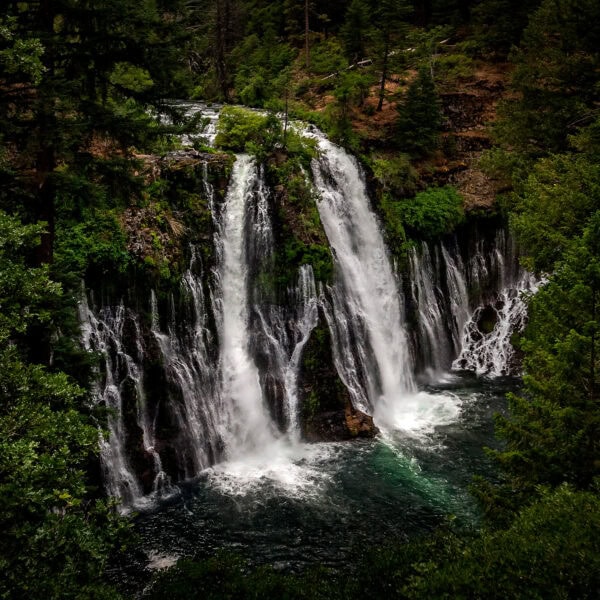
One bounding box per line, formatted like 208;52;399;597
476;304;498;335
344;406;378;438
302;403;379;442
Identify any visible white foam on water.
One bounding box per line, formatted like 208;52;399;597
146;551;180;571
204;440;339;500
375;390;463;438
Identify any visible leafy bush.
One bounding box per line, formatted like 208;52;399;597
266;153;333;289
372;154;419;198
405;486;600;599
379;193;408;256
54;210;130;281
308;38;348;75
434;52;475;83
399;186;465;238
214;106;282;157
0;211;127;599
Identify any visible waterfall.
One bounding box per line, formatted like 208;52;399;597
79;108;541;505
408;244;454;376
253;266;319;439
211;154;280;456
149;252;223;479
452;270;539;376
79;294;169;508
307;129;418;427
406;230;538;379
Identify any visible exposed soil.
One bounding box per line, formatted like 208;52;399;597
308;61;511;210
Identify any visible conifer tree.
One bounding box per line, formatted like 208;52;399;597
396;67;442;156
1;0;190;262
340;0;372;62
372;0;412;111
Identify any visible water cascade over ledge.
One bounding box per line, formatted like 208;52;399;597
79;110;539;509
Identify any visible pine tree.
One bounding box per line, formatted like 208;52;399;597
396;67;442;156
340;0;372;62
1;0;191;263
372;0;412;111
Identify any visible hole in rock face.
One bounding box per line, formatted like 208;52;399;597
476;305;497;335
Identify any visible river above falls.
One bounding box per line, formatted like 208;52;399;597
110;373;514;597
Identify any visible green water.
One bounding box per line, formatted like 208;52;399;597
112;374;513;594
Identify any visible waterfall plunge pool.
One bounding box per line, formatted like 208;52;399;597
110;373;515;596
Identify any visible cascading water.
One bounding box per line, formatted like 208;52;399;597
253;265;319;438
452;270;538;376
211;154;280;456
79;294;169;508
306;129;462;432
408;243;456;376
93;109;545;587
81;106;539;512
149;254;223;479
405;229;538;379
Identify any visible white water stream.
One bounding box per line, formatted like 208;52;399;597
307;129;461;433
213;154;279;454
80;108;538;509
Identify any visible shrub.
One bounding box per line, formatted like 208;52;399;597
399;186;465;238
214;106;282;157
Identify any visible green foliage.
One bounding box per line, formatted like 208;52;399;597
371;154;419;198
472;0;542;57
267;152;333;289
308;38;347;76
396;68;443;157
509;154;600;273
340;0;372;61
478;146;532;195
398;186;465;238
379;193;408;255
231;33;295;106
0;213;60;342
478;223;600;516
215;106;283;157
434;51;474;83
109;62;154;93
405;486;600;599
0;16;46;84
54;210;131;281
0;211;125;599
146;551;335;599
495;0;600;155
325;71;371;148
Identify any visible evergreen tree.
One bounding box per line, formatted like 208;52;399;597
495;0;600;155
476;119;600;521
372;0;412;111
340;0;372;62
396;67;442;156
1;0;190;262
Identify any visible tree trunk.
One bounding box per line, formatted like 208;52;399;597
215;0;230;101
591;287;596;402
376;32;390;112
305;0;310;69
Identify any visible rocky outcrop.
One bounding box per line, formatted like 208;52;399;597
431;65;511;210
303;400;379;442
121;150;232;283
344;404;378;438
299;315;379;443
